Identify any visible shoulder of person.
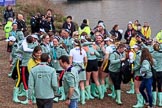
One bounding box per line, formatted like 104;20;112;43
142;59;150;65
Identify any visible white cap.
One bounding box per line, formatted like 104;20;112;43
104;37;113;42
128;21;133;24
131;45;138;49
6;36;16;42
98;22;105;29
31;34;38;39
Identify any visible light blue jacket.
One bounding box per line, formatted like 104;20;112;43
28;62;58;99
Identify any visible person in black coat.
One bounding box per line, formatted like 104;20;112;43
43;16;55;33
3;5;15;23
16;14;27;34
62;16;76;36
110;24;122;41
124;23;136;44
30;13;42;33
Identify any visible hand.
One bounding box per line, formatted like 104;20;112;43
90;52;95;55
10;64;13;68
131;71;134;75
120;58;125;62
65;99;70;106
28;100;32;105
101;65;104;71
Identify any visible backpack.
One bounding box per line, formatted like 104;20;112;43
121;59;132;84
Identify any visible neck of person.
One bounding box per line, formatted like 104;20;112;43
65;64;71;70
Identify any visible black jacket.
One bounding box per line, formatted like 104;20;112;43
62;21;76;36
16;19;27;33
110;29;122;41
43;21;55;33
3;9;15;22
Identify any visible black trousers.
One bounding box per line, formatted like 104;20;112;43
36;98;53;108
109;71;122;90
152;72;162;92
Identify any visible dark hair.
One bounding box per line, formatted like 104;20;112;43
67;16;72;20
98;20;104;24
48;31;54;37
117;43;125;49
6;5;12;11
74;39;82;55
42;34;49;39
53;36;60;42
26;36;33;43
83;19;87;24
153;43;160;51
41;53;49;62
33;46;42;55
59;55;70;64
112;24;118;30
140;48;154;66
47;8;52;12
80;32;88;36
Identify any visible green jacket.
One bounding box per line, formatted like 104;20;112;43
28;62;58;99
156;30;162;43
50;46;68;71
15;30;24;42
63;66;80;99
40;43;51;54
78;26;91;36
18;43;36;66
86;45;100;60
96;44;104;61
109;51;125;72
63;37;74;53
4;21;12;38
11;42;19;65
141;43;154;53
140;60;152;78
152;50;162;72
133;50;142;77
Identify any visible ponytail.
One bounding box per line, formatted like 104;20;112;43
74;39;82;55
79;41;82;55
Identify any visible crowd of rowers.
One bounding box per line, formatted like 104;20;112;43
4;7;162;108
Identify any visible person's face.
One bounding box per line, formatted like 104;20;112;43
12;24;17;30
97;25;103;31
115;26;119;31
134;20;138;25
137;26;141;30
8;6;11;10
47;10;52;16
34;50;42;59
53;38;59;46
133;48;138;52
61;30;69;38
95;32;101;39
96;36;103;44
106;40;111;45
136;36;141;42
8;41;14;46
144;22;148;27
128;24;132;30
47;18;51;22
73;34;79;39
43;35;50;44
119;47;125;53
33;37;38;42
67;18;71;23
